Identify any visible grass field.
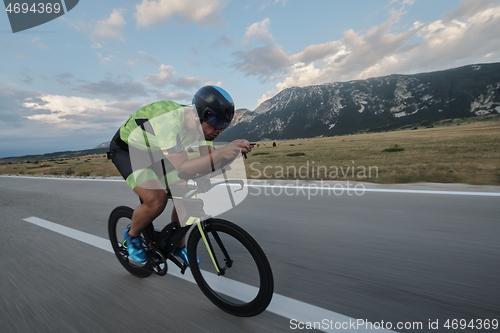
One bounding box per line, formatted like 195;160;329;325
247;121;500;185
2;117;499;185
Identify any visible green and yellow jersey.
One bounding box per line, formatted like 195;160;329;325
117;100;211;189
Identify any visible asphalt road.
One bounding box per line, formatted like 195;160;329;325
0;176;499;332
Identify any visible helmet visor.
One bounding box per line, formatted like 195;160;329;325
204;110;230;130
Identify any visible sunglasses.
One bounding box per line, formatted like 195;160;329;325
204;110;230;130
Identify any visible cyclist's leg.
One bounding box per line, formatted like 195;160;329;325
110;136;169;261
129;180;168;237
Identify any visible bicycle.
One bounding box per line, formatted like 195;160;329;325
108;171;274;317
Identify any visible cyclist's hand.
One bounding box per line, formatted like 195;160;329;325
222;140;252;159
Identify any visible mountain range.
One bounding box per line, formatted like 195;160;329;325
220;62;500;141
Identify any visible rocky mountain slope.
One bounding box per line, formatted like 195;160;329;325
221;63;500;141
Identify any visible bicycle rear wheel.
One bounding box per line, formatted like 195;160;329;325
108;206;152;278
187;218;273;317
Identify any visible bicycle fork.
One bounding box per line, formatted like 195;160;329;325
197;220;233;276
148;218;233;277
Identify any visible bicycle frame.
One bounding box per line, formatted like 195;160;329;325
143;179;244;275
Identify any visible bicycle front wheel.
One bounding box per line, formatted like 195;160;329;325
187;218;273;317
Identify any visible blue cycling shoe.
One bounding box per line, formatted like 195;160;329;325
123;226;147;263
173;246;200;266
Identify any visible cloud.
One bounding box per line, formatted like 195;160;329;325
244;18;273;44
154;80;223;102
125;58;141;67
125;50;161;68
77;78;150;100
212;34;235;50
233;44;290;82
134;0;226;28
53;73;83;87
143;64;175;87
156;91;194;102
247;2;500;105
290;41;344;65
143;64;215;90
257;3;270;11
235;19;342;82
31;37;49;50
96;52;117;65
137;51;160;65
444;0;497;21
171;77;211;89
0;84;126;134
107;101;146;114
390;0;416;5
23;95;110;125
0;84;140;157
92;8;127;40
19;70;34;85
257;62;324;105
0;84;48;124
64;18;93;33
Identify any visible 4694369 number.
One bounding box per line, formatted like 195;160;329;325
5;2;62;14
444;319;498;330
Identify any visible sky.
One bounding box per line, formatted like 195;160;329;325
1;0;500;158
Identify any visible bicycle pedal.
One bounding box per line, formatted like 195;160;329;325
169;255;187;274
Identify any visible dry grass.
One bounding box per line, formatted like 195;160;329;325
1;120;499;185
245;121;500;185
0;154;119;178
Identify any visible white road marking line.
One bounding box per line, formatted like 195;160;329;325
23;216;113;252
23;216;395;332
3;175;499;196
249;184;500;197
0;175;121;182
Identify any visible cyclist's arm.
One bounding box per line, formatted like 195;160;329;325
166;140;250;176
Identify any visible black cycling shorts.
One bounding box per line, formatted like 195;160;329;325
109;130;176;189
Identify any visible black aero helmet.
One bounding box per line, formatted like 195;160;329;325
192;85;234;130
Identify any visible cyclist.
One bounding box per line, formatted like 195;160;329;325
108;85;252;264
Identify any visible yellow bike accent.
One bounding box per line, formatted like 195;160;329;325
197;221;220;274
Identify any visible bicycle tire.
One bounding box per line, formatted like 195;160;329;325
187;218;273;317
108;206;152;278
